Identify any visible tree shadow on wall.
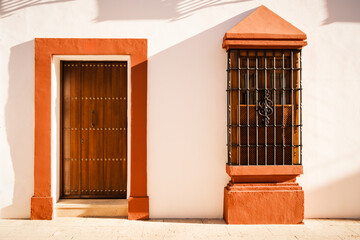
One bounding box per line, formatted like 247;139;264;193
95;0;251;22
1;40;35;218
323;0;360;25
0;0;74;18
146;10;254;216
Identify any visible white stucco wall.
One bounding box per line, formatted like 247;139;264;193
0;0;359;219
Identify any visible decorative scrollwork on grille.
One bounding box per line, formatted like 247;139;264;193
258;90;273;125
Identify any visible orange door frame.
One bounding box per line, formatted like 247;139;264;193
31;38;149;220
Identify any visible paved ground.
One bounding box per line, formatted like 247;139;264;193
0;218;359;240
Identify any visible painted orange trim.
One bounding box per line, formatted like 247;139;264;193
31;197;53;220
32;38;148;220
224;33;306;40
222;40;307;50
128;196;149;220
222;5;307;49
226;165;303;176
224;183;304;224
226;165;303;183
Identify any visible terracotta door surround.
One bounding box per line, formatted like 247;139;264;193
31;38;148;220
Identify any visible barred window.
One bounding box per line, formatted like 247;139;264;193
227;50;302;165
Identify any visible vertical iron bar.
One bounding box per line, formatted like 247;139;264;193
78;63;82;195
79;63;83;195
102;63;106;193
255;50;259;165
264;52;267;165
273;51;276;165
300;50;303;165
290;51;294;165
237;50;241;165
282;51;285;165
69;63;72;194
227;51;231;164
246;50;250;165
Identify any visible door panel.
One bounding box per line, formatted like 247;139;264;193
62;61;127;198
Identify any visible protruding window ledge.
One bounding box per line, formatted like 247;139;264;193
226;165;303;183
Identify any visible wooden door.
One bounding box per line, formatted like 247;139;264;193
61;61;127;198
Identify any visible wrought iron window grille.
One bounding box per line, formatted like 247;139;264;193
227;49;302;166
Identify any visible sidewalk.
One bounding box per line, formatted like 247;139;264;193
0;218;359;240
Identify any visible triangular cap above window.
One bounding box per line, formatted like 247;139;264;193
223;5;307;50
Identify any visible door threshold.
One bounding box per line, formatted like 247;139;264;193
55;199;128;218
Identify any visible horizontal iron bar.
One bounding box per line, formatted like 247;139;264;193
227;144;302;147
226;88;302;91
227;163;302;166
228;124;302;127
227;49;301;51
227;67;301;71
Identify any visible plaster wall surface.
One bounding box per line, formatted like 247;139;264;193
0;0;359;219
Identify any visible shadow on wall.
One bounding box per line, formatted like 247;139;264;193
323;0;360;24
0;0;74;18
95;0;251;22
1;40;35;218
147;10;254;217
306;170;360;218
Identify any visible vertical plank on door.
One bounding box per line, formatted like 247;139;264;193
80;62;90;196
110;63;121;196
62;62;71;196
103;63;113;196
70;62;81;197
86;63;104;195
119;62;127;196
94;63;105;194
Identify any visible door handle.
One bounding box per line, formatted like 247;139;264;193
91;110;95;127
